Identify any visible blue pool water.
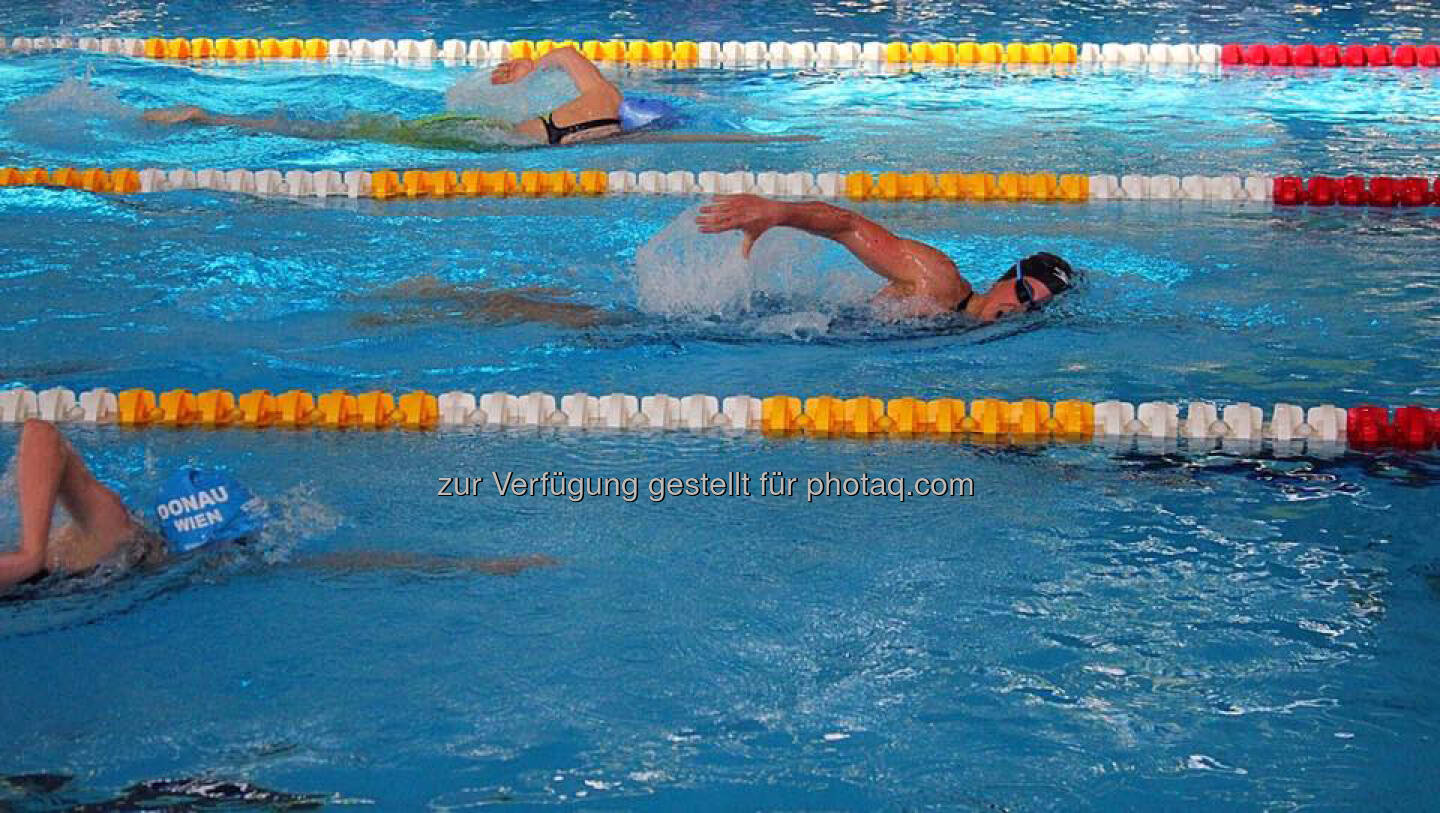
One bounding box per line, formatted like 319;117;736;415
4;54;1440;175
2;1;1440;810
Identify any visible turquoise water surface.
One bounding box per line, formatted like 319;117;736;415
2;1;1438;810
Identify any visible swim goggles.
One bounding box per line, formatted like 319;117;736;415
1012;262;1038;311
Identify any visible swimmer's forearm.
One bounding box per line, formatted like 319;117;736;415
772;201;863;239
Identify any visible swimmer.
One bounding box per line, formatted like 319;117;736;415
353;278;624;329
142;46;816;149
696;194;1080;321
0;420;554;591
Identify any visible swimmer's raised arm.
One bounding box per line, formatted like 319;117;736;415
696;195;969;303
535;46;616;95
491;46;615;96
3;420;78;585
1;420;142;587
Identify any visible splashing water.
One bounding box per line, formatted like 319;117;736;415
633;205;877;325
444;66;580;124
6;76;146;152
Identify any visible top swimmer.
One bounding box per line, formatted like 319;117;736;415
349;195;1079;330
0;419;552;591
143;46;816;148
696;194;1079;321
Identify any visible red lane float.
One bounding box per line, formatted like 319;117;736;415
1274;176;1440;206
1349;406;1440;450
1348;406;1440;450
1399;177;1432;206
1394;407;1436;449
1348;405;1393;447
1223;42;1438;67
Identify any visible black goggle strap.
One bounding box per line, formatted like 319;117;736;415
1011;260;1037;309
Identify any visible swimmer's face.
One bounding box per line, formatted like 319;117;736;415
979;277;1054;322
491;58;537;85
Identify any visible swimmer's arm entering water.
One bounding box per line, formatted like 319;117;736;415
1;420;141;587
495;46;622;144
696;194;969;308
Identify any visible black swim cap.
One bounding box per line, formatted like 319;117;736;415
998;252;1078;297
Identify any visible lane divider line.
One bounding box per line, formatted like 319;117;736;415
1;388;1433;453
7;166;1439;205
7;36;1439;69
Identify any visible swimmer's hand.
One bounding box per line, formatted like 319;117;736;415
696;194;783;258
142;105;210;125
490;58;537;85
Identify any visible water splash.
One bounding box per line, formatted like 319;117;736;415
257;483;344;565
633;205;875;321
444;66;579;124
6;75;146;152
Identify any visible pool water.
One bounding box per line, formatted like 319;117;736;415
2;1;1439;810
4;54;1440;175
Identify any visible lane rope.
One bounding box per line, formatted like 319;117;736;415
5;167;1440;205
0;387;1433;454
7;36;1439;69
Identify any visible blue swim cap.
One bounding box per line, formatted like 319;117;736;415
618;97;677;130
154;467;266;553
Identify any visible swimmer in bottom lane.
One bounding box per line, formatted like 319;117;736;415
0;419;553;593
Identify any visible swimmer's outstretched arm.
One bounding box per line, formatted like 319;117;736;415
298;551;557;576
695;194;964;295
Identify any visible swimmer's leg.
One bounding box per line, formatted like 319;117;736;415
143;105;338;138
469;290;621;328
602;131;821;144
116;778;325;808
299;551;558;575
354;283;629;329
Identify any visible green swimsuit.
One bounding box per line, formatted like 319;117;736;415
339;112;514;150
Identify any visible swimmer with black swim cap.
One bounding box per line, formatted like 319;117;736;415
697;195;1080;322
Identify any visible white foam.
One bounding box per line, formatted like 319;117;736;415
7;76;144;150
633;205;875;319
634;205;753;316
443;65;578;124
